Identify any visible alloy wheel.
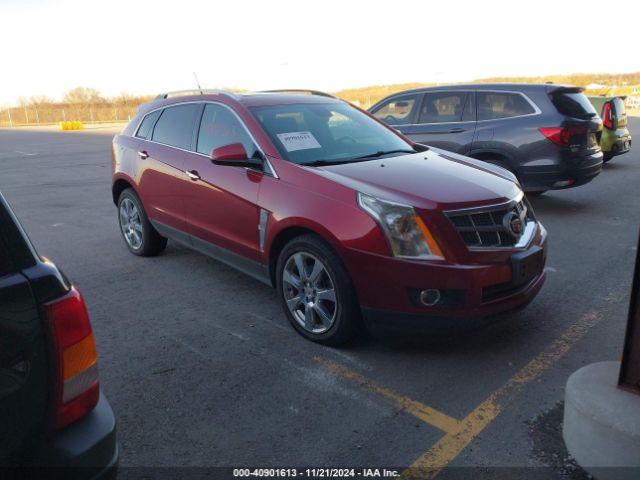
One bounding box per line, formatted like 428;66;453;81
282;252;338;334
119;198;143;250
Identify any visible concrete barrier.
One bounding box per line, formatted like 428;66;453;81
563;361;640;480
59;121;84;131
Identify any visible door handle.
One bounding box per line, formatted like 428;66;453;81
448;128;466;133
138;150;149;160
186;170;200;181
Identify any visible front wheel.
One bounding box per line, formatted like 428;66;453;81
276;234;360;345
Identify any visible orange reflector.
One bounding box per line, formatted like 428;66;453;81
62;333;98;381
415;215;444;259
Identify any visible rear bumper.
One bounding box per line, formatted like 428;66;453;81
30;393;118;479
608;136;632;157
518;151;603;191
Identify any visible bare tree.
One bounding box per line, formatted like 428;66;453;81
63;87;105;105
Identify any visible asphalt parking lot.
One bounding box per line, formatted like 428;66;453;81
1;121;639;477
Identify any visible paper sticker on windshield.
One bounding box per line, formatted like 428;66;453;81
276;131;321;152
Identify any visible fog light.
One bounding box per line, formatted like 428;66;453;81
553;179;575;188
419;289;441;307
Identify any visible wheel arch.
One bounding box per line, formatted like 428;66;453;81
266;222;343;288
112;175;136;205
467;149;514;171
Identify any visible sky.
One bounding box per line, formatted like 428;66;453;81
1;0;639;106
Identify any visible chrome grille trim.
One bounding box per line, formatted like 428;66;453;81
444;193;537;250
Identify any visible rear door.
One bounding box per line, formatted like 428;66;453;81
404;91;476;153
0;198;48;460
136;103;202;234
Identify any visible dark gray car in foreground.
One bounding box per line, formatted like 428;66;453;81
369;84;604;193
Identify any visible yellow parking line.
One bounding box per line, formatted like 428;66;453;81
314;356;461;434
401;311;603;480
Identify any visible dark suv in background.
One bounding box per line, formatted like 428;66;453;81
369;84;604;193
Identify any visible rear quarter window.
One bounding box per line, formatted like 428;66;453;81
550;92;597;118
135;110;162;140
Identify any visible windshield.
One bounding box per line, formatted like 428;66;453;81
249;102;415;165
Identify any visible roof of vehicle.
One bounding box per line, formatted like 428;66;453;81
138;89;343;115
587;95;628;101
380;83;583;96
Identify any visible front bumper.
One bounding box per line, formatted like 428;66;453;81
30;393;118;479
342;236;547;331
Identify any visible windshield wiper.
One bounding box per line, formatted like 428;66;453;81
351;149;416;160
301;149;417;167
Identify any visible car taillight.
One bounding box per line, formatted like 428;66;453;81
539;126;587;148
44;287;99;430
602;101;613;129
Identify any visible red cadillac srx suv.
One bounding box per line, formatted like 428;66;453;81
112;89;547;345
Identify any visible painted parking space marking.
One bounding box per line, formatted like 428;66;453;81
316;311;604;479
314;357;461;434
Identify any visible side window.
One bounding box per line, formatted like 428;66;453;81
418;92;468;124
135;110;161;140
477;92;535;121
196;104;258;157
151;104;200;149
372;95;419;126
461;92;476;122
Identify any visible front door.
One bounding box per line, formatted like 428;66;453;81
182;103;263;263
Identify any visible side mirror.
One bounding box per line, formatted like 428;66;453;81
211;143;263;168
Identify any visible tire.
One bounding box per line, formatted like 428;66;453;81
117;188;167;256
276;234;360;345
603;153;613;163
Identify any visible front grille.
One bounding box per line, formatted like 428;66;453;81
446;197;534;249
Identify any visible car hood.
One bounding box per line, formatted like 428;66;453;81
310;149;521;210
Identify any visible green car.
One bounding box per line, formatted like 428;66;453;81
588;96;632;161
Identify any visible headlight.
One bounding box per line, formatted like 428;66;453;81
357;192;444;260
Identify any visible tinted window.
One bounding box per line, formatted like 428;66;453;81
550;92;597;118
612;97;626;117
151;104;200;149
196;104;258;157
135;110;161;140
371;95;419;125
419;92;468;123
251;102;413;165
477;92;536;120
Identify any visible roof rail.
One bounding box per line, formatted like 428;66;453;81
259;89;336;99
154;89;236;100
